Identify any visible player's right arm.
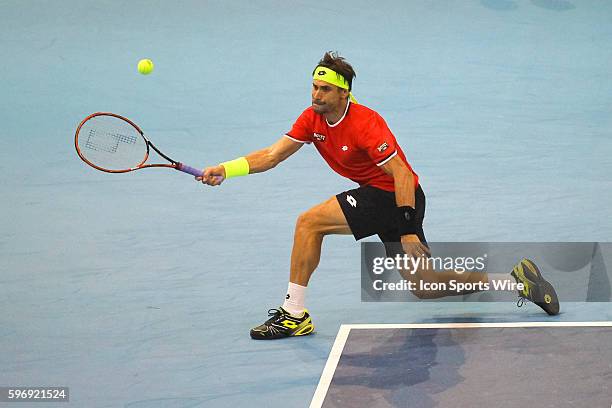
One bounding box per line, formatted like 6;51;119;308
199;136;303;185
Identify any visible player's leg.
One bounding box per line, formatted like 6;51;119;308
402;253;559;314
376;186;486;298
289;196;352;286
281;197;351;317
394;250;491;299
380;185;501;298
383;187;559;312
250;196;351;340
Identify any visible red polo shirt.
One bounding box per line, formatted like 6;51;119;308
285;102;418;192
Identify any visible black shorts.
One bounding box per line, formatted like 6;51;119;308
336;184;427;245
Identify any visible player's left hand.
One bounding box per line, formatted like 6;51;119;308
401;234;430;260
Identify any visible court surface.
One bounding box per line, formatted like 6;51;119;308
312;322;612;408
1;0;611;407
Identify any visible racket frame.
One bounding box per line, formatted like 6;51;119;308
74;112;200;176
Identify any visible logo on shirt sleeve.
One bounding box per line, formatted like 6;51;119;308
377;142;389;152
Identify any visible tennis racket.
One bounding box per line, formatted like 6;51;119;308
75;112;221;180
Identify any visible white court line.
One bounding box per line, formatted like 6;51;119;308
309;325;351;408
309;321;612;408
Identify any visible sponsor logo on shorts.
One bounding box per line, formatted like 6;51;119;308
342;145;349;151
346;195;357;207
377;142;389;152
313;133;326;141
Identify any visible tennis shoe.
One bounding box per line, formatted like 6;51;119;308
250;307;314;340
511;258;560;315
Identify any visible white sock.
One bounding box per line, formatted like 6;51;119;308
488;273;515;291
282;282;306;316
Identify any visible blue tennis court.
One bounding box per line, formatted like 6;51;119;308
312;323;612;408
1;0;611;407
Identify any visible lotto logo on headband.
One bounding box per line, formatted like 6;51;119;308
313;66;349;89
312;66;358;104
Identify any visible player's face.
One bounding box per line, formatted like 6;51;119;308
312;80;347;114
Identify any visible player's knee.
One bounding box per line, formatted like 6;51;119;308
295;210;323;235
399;268;439;299
398;266;427;282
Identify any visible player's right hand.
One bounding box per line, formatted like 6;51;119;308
197;165;226;186
401;234;431;260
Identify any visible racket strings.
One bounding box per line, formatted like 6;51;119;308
77;115;147;171
84;129;138;154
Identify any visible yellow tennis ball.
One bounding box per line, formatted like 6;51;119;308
137;59;154;75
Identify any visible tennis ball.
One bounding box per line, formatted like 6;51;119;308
137;59;154;75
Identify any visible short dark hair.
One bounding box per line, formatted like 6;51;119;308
312;51;356;91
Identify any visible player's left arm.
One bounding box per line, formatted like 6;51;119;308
379;155;415;208
380;156;430;256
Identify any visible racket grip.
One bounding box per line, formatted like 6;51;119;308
177;163;204;177
177;163;224;183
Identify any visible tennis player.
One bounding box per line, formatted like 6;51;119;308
198;52;559;340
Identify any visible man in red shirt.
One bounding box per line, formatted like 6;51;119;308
200;52;559;340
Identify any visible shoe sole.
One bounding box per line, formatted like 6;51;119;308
534;279;560;316
250;325;315;340
512;259;560;316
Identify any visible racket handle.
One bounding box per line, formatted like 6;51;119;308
177;163;224;183
177;163;204;177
